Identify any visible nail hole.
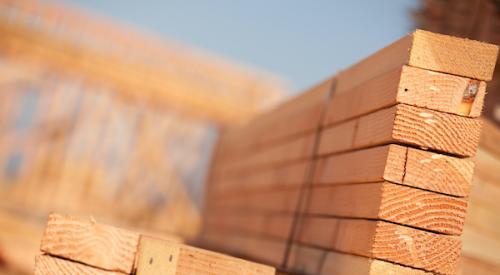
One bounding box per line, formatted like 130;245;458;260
404;88;408;92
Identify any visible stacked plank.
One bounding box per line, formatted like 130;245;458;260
459;119;500;274
202;30;499;275
203;79;333;266
34;213;275;275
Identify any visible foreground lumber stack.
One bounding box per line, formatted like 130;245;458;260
202;30;499;274
34;213;275;275
459;119;500;275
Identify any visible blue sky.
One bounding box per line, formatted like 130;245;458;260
62;0;419;94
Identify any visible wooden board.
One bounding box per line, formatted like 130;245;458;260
305;181;467;235
34;254;124;275
320;104;482;157
136;236;275;275
319;250;432;275
40;213;139;273
295;217;461;274
202;230;287;267
335;29;498;96
213;132;315;177
208;160;309;196
315;144;474;197
217;77;332;152
204;212;294;240
325;65;486;126
206;187;301;214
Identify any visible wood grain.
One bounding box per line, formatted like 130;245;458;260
320;104;483;158
202;230;287;267
296;217;461;274
320;250;432;275
206;187;301;214
217;77;332;153
305;181;467;235
204;212;294;240
315;144;474;197
137;236;275;275
40;213;139;273
213;132;315;177
336;29;498;96
324;65;487;126
34;254;123;275
210;159;309;191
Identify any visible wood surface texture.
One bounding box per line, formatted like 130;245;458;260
305;181;467;235
320;250;432;275
40;213;140;273
296;217;461;274
315;144;474;196
137;236;275;275
325;65;486;127
320;104;482;157
336;29;498;96
34;254;124;275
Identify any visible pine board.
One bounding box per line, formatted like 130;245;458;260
40;213;139;274
296;217;461;274
315;144;474;197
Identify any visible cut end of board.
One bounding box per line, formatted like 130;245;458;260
410;29;499;81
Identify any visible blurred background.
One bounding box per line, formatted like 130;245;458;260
0;0;498;274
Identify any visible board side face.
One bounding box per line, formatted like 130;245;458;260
320;251;432;275
34;255;123;275
409;29;499;81
137;236;276;275
335;35;413;94
40;213;139;274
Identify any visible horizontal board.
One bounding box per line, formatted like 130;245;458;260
217;77;332;154
320;250;432;275
205;187;301;214
335;29;498;96
35;254;123;275
295;217;461;274
325;65;486;126
212;132;315;177
315;144;474;197
202;230;287;267
320;104;482;157
40;213;139;274
204;212;294;240
305;181;467;235
209;160;309;195
137;236;275;275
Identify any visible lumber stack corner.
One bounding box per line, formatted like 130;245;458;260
202;29;499;275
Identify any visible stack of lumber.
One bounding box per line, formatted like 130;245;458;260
459;119;500;274
34;213;275;275
202;29;499;275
